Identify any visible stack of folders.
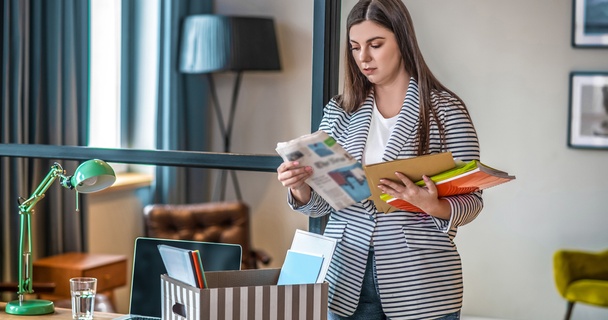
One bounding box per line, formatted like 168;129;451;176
378;159;516;213
277;230;337;286
158;244;207;289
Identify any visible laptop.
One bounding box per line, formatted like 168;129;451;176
114;237;242;320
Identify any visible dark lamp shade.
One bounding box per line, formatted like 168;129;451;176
179;15;281;73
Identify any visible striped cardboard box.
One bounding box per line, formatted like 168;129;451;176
161;269;328;320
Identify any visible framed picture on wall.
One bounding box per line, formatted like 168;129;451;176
572;0;608;47
568;72;608;149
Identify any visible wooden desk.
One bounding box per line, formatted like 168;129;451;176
0;302;122;319
33;253;127;306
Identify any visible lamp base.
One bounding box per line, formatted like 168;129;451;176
5;299;55;315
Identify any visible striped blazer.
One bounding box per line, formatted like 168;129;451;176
289;78;483;320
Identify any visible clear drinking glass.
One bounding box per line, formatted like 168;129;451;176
70;277;97;320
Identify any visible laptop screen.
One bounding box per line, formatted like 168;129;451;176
128;237;242;317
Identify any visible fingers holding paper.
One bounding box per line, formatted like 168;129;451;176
277;161;312;188
277;161;313;204
379;172;451;219
378;172;434;203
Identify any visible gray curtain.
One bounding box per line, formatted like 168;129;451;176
121;0;212;204
0;0;89;285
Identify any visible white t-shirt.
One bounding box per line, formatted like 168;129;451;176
364;100;399;165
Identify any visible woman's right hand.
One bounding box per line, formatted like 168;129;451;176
277;161;313;205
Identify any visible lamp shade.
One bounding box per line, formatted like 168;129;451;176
179;15;281;73
69;159;116;193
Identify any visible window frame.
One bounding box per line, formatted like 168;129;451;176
0;0;341;231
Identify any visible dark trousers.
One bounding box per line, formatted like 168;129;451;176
328;250;461;320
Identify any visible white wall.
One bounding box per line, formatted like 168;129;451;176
216;1;608;319
213;0;313;271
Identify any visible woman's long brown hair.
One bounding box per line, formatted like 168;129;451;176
340;0;471;156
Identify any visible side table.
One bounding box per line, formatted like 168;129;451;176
32;252;127;311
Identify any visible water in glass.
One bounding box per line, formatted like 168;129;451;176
71;289;95;319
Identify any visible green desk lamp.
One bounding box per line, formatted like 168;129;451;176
5;159;116;315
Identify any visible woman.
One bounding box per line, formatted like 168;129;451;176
277;0;482;319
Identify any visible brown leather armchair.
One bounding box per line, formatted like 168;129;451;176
143;201;271;269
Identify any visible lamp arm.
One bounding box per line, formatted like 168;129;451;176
18;163;65;213
16;163;65;298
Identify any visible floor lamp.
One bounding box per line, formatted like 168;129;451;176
179;15;281;201
5;159;116;315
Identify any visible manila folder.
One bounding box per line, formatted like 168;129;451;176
363;152;455;213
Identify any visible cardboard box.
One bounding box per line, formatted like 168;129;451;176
161;268;328;320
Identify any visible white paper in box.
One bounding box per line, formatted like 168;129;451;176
161;269;328;320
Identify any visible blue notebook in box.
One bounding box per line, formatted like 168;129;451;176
277;250;324;285
157;244;199;288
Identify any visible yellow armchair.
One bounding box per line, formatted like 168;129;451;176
553;249;608;320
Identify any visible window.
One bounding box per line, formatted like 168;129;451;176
89;0;159;175
89;0;122;149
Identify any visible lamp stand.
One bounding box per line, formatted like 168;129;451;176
5;165;64;315
207;72;243;201
4;212;55;315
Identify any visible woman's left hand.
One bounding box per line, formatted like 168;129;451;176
378;172;450;218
